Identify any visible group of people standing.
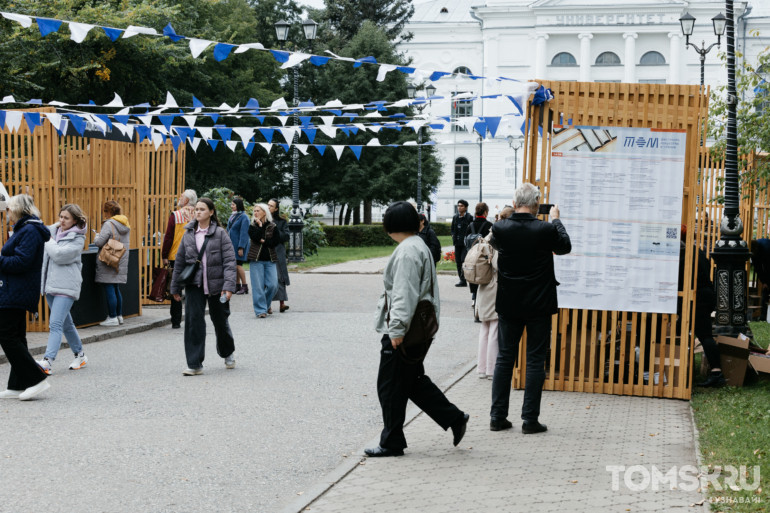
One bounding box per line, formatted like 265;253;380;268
0;195;132;400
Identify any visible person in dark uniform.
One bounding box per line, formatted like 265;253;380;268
450;199;473;287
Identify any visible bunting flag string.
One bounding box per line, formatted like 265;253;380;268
1;10;536;86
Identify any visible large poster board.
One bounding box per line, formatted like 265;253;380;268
549;126;687;314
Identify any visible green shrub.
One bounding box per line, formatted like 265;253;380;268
324;225;396;247
302;216;328;256
202;187;252;222
431;222;451;236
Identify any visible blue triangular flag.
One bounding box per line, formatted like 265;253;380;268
353;56;377;68
28;99;43;105
252;115;265;124
396;66;415;74
157;115;176;132
350;146;362;160
213;43;235;62
324;109;342;116
349;126;359;135
309;56;331;66
95;114;113;130
299;116;312;127
37;18;63;37
0;111;6;130
176;127;196;141
260;128;274;143
473;120;487;137
484;117;501;138
245;98;260;110
67;114;86;136
205;113;219;124
303;129;317;144
102;26;122;41
113;115;130;124
314;145;326;156
298;101;315;109
23;113;42;133
506;95;523;115
170;135;182;153
163;23;185;42
278;143;290;153
192;96;205;109
208;139;219;151
245;142;255;156
429;71;450;81
134;125;151;143
269;50;290;64
340;128;350;137
215;127;232;142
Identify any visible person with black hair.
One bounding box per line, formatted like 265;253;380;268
367;201;469;457
268;199;291;313
170;198;237;375
451;199;473;287
417;212;441;265
227;197;250;295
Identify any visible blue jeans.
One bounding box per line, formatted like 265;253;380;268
249;261;278;315
44;295;83;360
104;284;123;318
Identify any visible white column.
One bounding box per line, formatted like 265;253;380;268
578;33;593;82
534;33;549;79
623;32;638;83
668;32;682;84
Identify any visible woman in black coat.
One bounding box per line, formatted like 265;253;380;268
268;199;291;313
417;213;441;265
468;202;493;316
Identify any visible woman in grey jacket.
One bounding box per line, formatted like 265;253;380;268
37;204;88;374
93;200;130;326
170;198;237;375
366;201;469;458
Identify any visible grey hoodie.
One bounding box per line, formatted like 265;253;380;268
93;217;130;284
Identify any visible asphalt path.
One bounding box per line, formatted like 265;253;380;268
0;272;479;513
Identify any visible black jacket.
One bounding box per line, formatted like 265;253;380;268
491;213;571;318
467;217;492;241
451;212;473;246
678;242;715;311
418;226;442;264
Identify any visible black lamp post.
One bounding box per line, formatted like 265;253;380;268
507;135;525;186
710;1;751;336
275;18;318;262
679;11;727;89
477;135;484;203
406;83;436;212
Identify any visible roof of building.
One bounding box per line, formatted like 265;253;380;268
411;0;479;24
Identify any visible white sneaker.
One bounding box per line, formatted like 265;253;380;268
100;317;119;327
117;315;124;325
225;354;236;369
0;389;22;399
69;353;88;370
182;368;203;376
19;380;51;401
37;357;53;375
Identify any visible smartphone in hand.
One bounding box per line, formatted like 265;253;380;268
538;203;554;215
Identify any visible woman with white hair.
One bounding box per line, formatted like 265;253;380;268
0;194;52;400
247;203;279;318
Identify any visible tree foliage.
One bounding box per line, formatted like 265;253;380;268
322;0;414;45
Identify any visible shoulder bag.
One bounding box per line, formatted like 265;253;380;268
396;260;439;365
98;222;126;271
178;235;210;286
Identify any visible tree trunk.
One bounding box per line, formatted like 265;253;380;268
344;204;353;225
338;203;346;225
353;202;360;225
363;199;372;224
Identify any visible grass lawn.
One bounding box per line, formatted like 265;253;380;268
289;245;398;270
690;321;769;511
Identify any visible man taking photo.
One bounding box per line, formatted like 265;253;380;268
489;183;571;434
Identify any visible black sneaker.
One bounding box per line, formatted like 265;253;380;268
490;418;513;431
455;281;467;287
697;371;727;388
522;421;548;434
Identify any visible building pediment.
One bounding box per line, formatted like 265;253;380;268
530;0;685;8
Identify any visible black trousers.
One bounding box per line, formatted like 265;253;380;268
454;244;467;283
376;334;464;450
491;315;551;423
183;286;235;369
169;260;182;326
694;308;721;371
0;308;47;391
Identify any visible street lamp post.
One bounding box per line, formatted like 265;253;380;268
507;135;525;187
406;83;436;212
679;11;727;89
477;135;484;203
275;18;318;262
710;1;751;336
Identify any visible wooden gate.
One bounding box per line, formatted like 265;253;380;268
0;109;185;331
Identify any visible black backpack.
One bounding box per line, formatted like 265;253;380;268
464;222;481;251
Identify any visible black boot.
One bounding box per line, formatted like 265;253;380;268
697;371;727;388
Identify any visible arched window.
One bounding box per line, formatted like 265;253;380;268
452;66;472;76
640;51;666;66
455;158;470;187
440;7;448;14
551;52;577;67
595;52;621;66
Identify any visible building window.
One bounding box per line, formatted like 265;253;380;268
452;66;472;76
451;93;473;132
595;52;621;66
455;158;470;187
440;7;448;14
640;51;666;66
551;52;577;67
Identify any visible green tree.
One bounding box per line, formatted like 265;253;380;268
322;0;414;44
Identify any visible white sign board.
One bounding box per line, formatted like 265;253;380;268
549;126;687;314
0;181;8;211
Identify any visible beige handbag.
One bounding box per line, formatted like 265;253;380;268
98;222;126;271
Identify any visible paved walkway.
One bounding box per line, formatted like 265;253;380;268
289;371;707;513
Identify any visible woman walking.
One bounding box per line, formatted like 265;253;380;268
468;202;493;320
0;194;52;400
170;198;237;375
268;199;290;312
366;201;469;457
93;200;130;326
247;203;279;318
37;204;88;374
227;197;250;295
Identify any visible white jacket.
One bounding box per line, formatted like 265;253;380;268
40;223;85;300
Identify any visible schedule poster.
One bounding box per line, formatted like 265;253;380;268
549;126;687;314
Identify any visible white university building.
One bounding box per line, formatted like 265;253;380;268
397;0;770;221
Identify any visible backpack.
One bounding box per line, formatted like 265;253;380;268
462;236;494;285
98;222;126;271
464;222;481;251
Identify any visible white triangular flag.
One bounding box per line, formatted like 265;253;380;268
160;92;178;109
197;127;213;140
234;43;265;54
113;123;133;138
44;113;62;131
368;125;382;133
123;25;157;38
403;141;417;146
281;53;311;69
269;98;289;111
1;12;32;28
342;104;363;111
276;116;290;127
68;22;94;43
323;99;344;108
104;93;124;107
1;95;16;103
152;132;164;150
154;125;169;136
225;103;240;114
331;145;345;160
181;115;197;128
364;111;382;118
189;38;213;59
116;107;130;115
377;64;396;82
353;123;366;132
233;127;255;145
279;127;297;144
320;116;335;126
296;144;308;155
226;141;238;152
5;111;23;132
190;138;202;152
366;138;381;146
319;125;337;138
259;143;272;154
49;101;68;106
